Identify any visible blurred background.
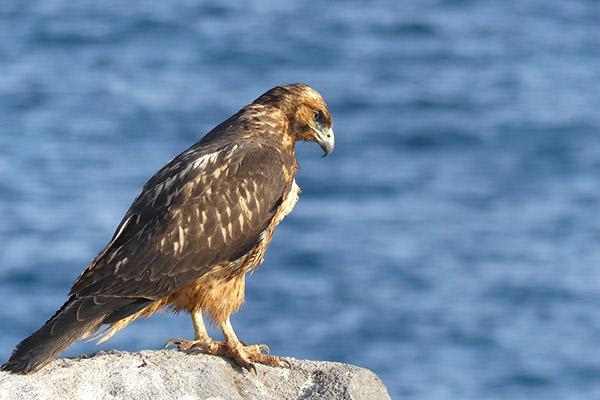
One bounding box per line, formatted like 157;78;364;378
2;1;600;398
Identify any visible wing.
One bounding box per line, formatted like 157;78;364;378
70;139;291;299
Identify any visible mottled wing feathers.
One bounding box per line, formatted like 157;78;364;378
70;140;291;299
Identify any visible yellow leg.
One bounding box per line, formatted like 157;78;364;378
221;318;240;344
192;310;209;341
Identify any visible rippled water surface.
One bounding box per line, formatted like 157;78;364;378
3;1;600;398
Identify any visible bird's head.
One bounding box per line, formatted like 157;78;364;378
254;83;335;156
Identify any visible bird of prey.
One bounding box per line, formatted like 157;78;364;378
3;83;334;374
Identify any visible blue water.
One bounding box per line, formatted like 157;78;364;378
2;1;600;398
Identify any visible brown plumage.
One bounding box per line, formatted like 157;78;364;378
2;83;334;374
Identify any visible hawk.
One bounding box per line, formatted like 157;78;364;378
3;83;334;374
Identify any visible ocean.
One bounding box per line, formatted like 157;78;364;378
2;1;600;398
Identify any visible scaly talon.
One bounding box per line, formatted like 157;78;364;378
248;351;288;367
238;340;268;353
170;316;288;371
189;339;219;351
244;343;270;355
175;338;286;370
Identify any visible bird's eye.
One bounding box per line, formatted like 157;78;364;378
313;110;325;124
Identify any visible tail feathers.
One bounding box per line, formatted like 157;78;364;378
103;298;153;325
2;296;137;374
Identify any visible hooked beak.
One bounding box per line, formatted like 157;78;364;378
315;126;335;157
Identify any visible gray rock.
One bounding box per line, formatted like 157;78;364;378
0;350;391;400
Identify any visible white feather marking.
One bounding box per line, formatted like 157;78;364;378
113;215;133;244
275;179;300;224
178;225;185;249
114;257;128;273
190;150;223;171
163;175;178;190
239;194;249;214
255;194;261;214
168;148;227;185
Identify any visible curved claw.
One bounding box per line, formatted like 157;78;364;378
280;358;292;368
164;339;184;349
246;363;257;374
258;344;270;354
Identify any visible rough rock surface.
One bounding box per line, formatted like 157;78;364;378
0;350;391;400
